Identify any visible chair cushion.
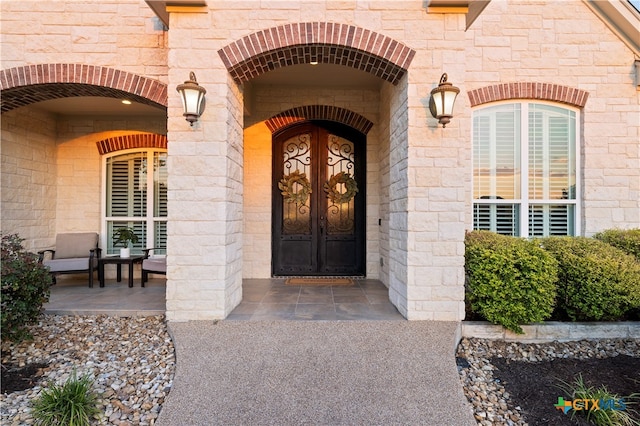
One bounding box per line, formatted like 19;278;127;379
142;257;166;273
55;233;98;259
44;257;97;272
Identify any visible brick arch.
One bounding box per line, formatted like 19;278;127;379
96;133;167;155
265;105;374;135
468;82;589;108
0;64;167;113
218;22;415;86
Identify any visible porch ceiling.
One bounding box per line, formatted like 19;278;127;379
249;63;383;90
31;96;166;117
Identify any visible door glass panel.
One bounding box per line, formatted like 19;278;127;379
325;134;356;235
280;133;312;235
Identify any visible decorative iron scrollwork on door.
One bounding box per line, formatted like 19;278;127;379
324;134;357;234
280;133;312;235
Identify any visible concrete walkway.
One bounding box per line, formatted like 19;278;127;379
157;321;475;426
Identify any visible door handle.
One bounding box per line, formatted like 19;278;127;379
320;216;325;235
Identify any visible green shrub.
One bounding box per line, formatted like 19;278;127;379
1;233;52;342
594;228;640;261
31;371;101;426
540;237;640;321
465;231;558;333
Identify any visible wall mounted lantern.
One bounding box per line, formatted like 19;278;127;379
176;71;206;126
429;73;460;128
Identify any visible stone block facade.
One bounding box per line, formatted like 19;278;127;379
1;0;638;322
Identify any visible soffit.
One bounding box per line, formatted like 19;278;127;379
427;0;492;29
145;0;207;28
583;0;640;56
146;0;492;31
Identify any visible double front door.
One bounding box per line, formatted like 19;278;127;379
272;121;365;276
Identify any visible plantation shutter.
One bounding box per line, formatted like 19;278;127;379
473;102;577;237
527;105;575;237
106;151;168;255
106;153;146;217
473;104;521;236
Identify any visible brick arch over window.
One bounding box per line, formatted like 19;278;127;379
0;64;167;113
265;105;374;135
96;133;167;155
218;22;416;86
468;82;589;108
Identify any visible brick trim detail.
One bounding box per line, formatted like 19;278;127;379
468;82;589;108
265;105;374;135
0;64;168;113
96;133;167;155
218;22;416;86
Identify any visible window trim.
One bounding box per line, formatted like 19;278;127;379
101;148;168;254
472;100;581;237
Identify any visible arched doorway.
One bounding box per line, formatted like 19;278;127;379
272;121;366;276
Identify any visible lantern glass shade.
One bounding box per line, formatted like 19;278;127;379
429;73;460;127
176;72;206;125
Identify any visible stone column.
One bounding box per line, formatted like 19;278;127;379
165;10;243;321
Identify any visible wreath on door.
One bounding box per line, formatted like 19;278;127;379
324;171;358;204
278;170;312;205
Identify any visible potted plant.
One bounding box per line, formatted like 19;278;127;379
112;227;139;258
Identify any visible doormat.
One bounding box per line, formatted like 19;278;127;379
285;278;354;286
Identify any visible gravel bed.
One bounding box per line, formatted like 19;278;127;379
2;315;638;426
1;315;175;426
456;337;640;426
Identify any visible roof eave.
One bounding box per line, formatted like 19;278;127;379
145;0;208;28
583;0;640;56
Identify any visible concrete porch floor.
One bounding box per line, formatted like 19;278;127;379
43;276;167;316
228;278;404;321
44;277;404;321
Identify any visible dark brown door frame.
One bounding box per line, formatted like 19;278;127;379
272;120;366;276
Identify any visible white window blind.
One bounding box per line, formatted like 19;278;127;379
473;102;578;237
105;150;167;255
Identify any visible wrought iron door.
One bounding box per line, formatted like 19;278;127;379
272;121;365;276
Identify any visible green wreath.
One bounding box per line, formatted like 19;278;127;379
324;171;358;204
278;170;312;205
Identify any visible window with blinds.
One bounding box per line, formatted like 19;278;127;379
105;150;167;255
473;102;578;237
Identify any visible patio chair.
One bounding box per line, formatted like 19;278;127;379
141;248;166;287
38;232;101;287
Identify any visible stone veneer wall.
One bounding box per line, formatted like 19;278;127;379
384;78;410;318
2;0;637;322
1;108;58;251
465;0;640;235
0;1;168;81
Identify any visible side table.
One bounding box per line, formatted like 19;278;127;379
98;255;144;288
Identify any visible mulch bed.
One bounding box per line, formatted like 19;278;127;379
491;355;640;425
1;362;48;394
